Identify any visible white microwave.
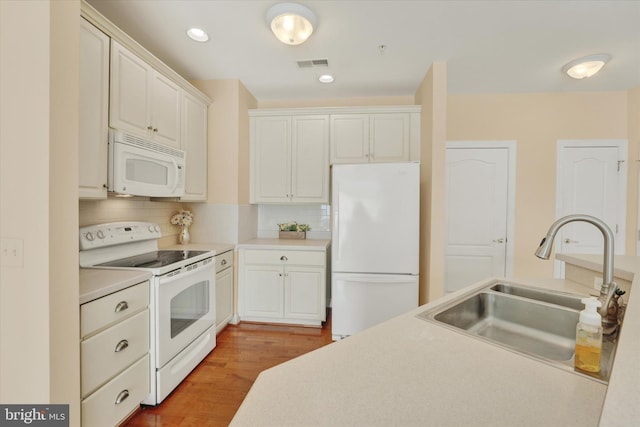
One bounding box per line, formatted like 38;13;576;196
108;129;186;197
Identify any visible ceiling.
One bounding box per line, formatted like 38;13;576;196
85;0;640;101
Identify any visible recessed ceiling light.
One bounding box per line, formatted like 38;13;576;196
318;74;334;84
187;28;209;42
562;54;611;79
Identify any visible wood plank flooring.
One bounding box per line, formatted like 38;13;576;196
124;314;333;426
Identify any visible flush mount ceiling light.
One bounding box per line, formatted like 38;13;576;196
266;3;317;45
187;28;209;42
562;54;611;79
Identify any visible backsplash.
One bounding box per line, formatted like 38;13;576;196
257;204;331;239
79;198;187;246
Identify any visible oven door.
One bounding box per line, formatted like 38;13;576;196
156;259;215;368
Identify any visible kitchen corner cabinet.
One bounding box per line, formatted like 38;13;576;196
110;40;182;148
238;249;327;326
79;18;109;199
180;91;208;201
215;250;234;333
331;113;416;164
80;281;150;427
250;115;330;204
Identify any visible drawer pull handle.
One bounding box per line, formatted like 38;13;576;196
221;259;227;266
280;255;288;261
115;389;129;405
114;301;129;313
114;340;129;353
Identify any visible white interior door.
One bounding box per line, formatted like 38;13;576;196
445;144;514;293
556;141;627;276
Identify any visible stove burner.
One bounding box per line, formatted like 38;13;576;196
97;250;210;269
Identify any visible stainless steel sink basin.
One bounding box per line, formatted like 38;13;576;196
417;282;620;384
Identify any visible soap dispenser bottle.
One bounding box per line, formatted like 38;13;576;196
575;297;603;373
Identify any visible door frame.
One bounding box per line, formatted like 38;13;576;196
446;140;517;278
555;139;628;275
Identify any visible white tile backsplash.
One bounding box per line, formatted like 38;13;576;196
257;204;331;239
190;203;258;244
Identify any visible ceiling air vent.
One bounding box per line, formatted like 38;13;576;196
296;59;329;68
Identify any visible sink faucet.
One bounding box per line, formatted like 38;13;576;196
535;214;618;335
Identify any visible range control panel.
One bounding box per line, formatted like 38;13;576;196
79;221;161;250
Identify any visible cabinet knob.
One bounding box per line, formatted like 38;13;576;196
280;255;288;261
147;125;153;130
153;128;158;133
221;259;227;266
114;301;129;313
114;339;129;353
115;389;130;405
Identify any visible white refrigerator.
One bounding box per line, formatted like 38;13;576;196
331;162;420;340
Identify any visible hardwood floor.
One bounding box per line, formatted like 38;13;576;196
124;314;333;426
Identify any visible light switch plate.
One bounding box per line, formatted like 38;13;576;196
1;237;24;267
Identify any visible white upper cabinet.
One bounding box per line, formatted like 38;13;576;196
79;18;109;199
331;112;415;164
110;40;181;148
250;114;329;204
180;91;208;201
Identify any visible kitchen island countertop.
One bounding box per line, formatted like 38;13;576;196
231;255;640;426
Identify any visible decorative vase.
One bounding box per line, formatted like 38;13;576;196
179;225;191;245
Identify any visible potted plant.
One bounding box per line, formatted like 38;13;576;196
278;221;310;239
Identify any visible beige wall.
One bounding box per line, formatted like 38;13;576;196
414;62;448;304
446;91;630;283
258;96;415;109
627;87;640;255
191;79;257;205
1;0;80;424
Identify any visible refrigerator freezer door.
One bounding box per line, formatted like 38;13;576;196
332;163;419;275
331;273;418;340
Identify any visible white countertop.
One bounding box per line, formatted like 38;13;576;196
231;255;640;426
79;268;152;305
237;238;330;251
79;242;235;304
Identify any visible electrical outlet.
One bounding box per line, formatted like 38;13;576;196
594;276;603;291
1;237;24;268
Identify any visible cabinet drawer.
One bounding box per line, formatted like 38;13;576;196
81;281;149;338
243;249;325;266
216;250;234;273
82;354;150;427
81;309;149;397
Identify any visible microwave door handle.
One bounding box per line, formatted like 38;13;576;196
170;158;180;193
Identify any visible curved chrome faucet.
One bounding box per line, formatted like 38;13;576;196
535;214;618;333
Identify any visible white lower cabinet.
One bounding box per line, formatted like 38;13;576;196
215;250;234;333
80;281;150;426
238;249;326;326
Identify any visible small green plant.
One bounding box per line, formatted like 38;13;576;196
278;221;311;232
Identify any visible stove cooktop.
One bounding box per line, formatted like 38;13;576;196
97;250;210;269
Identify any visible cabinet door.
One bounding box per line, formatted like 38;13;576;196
110;40;151;137
369;113;410;162
291;115;330;203
181;92;208;201
215;268;233;332
242;265;284;318
251;116;291;203
330;114;369;164
151;72;182;148
284;266;325;321
79;18;109;199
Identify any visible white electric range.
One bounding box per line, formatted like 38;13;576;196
80;221;216;405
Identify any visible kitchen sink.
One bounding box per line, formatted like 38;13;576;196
417;282;620;383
